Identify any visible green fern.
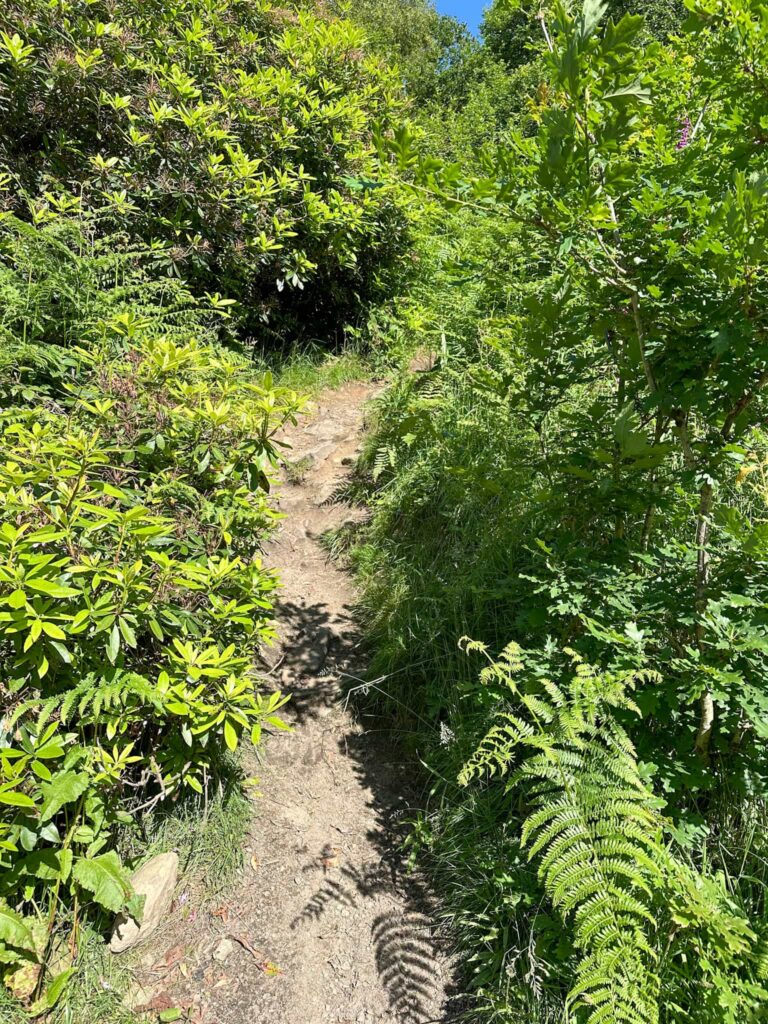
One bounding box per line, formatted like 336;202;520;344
459;642;768;1023
461;644;665;1023
13;671;163;733
372;444;398;482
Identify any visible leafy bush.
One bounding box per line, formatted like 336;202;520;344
354;0;768;1020
0;0;410;339
0;210;302;1008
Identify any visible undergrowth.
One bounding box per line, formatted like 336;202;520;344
350;2;768;1021
0;207;299;1011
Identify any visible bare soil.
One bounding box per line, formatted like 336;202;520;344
125;382;457;1024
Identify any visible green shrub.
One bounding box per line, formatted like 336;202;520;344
0;0;410;339
354;0;768;1020
0;210;302;1008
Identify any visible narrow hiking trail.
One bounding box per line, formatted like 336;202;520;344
127;382;455;1024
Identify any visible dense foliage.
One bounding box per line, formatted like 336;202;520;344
0;0;408;339
0;207;302;1009
352;0;768;1020
3;0;768;1020
0;0;414;1011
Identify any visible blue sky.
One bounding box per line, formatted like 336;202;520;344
434;0;487;35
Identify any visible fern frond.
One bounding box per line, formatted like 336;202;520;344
14;671;163;732
460;647;665;1024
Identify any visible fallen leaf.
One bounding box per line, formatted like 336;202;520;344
228;934;284;976
133;990;178;1013
158;1010;183;1023
166;945;186;966
151;943;186;973
231;933;263;960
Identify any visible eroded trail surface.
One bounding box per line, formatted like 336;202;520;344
130;383;455;1024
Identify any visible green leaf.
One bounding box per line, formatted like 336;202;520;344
579;0;607;42
39;771;89;821
0;788;36;809
148;617;164;641
48;638;72;663
41;620;67;640
19;826;37;852
223;719;238;751
46;967;76;1008
106;623;120;664
599;15;646;66
59;848;73;882
118;617;137;648
72;851;132;913
26;579;79;599
39;822;60;843
604;81;652;106
31;759;52;781
35;739;66;759
14;849;71;882
0;902;36;953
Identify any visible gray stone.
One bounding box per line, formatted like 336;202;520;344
213;937;235;962
302;627;332;673
109;851;179;953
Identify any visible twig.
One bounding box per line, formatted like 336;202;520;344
258;651;286;676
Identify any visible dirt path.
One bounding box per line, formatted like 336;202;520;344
128;383;456;1024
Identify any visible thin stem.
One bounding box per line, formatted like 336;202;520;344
694;480;714;759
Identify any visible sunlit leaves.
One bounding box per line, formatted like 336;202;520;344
0;209;303;983
1;0;407;335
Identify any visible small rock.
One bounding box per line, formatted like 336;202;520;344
213;937;235;963
302;627;331;674
305;441;336;461
109;852;179;953
306;421;344;442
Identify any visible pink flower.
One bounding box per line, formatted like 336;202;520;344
677;115;692;150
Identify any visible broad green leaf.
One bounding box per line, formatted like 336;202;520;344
604;81;652;106
39;771;89;821
14;849;71;883
223;719;238;751
118;617;137;648
26;579;79;599
41;621;67;640
19;827;37;852
579;0;607;42
106;623;120;663
31;759;52;781
0;789;36;810
72;852;132;913
0;902;36;953
48;639;72;663
35;739;66;760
